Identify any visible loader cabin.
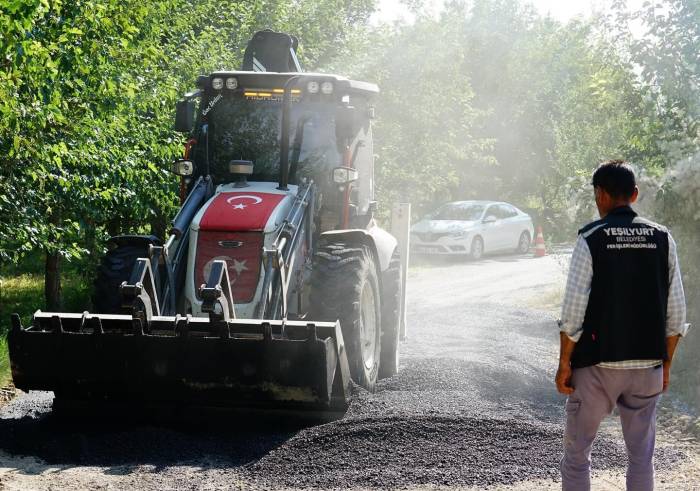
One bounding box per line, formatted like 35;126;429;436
175;71;379;229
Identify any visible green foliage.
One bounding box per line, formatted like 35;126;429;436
340;0;700;407
335;0;678;233
0;335;8;388
609;0;700;150
0;0;183;264
340;15;495;218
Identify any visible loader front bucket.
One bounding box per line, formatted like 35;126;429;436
8;312;352;415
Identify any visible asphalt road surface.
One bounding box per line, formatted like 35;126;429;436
1;250;698;490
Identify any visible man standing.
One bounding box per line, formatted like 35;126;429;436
556;160;689;490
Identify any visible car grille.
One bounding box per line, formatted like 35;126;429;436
413;232;449;243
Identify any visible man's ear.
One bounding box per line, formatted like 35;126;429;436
595;186;610;204
630;186;639;204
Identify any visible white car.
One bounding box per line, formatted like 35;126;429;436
410;200;535;259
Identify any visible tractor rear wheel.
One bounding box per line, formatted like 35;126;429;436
92;243;150;314
379;249;402;379
310;243;382;391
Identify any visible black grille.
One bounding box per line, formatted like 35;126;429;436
414;232;449;243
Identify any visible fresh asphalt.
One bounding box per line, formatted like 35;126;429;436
0;250;688;490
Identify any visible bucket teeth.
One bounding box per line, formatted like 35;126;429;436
132;318;144;336
263;322;272;341
306;323;318;342
175;315;190;338
218;322;230;339
91;316;104;335
51;315;64;334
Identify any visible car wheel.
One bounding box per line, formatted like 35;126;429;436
516;231;531;254
470;236;484;260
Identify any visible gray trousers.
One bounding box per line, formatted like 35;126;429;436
561;365;663;491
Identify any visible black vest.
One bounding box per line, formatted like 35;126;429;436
571;206;669;369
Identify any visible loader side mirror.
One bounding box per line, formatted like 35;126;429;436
175;99;195;133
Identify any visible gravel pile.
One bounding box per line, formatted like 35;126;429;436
0;392;295;467
245;414;683;489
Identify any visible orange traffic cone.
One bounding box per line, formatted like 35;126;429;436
534;226;546;257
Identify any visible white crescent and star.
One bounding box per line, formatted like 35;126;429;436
231;259;248;275
226;194;263;211
204;256;249;279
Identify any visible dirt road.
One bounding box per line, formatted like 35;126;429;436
1;251;698;490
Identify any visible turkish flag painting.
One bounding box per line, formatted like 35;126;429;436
199;192;286;232
195;231;263;304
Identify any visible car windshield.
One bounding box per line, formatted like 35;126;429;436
431;203;485;221
205;95;341;184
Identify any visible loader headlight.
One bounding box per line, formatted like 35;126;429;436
307;81;320;94
321;81;334;95
225;77;238;90
211;77;224;90
171;158;194;176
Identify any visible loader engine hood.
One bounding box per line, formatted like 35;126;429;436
189;183;296;308
199;191;286;232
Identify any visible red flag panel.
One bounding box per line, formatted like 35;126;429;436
199;192;286;232
195;231;263;304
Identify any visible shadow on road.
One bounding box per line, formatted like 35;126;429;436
0;402;305;469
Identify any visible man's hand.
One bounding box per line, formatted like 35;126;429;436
662;361;671;392
556;362;575;395
556;332;577;395
663;335;681;392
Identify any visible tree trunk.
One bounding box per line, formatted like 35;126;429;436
44;250;62;311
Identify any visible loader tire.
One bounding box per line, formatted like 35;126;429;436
379;249;402;379
92;244;149;314
310;243;381;392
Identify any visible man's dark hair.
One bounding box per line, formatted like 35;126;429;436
591;160;636;199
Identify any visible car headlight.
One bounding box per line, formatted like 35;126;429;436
449;230;469;238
